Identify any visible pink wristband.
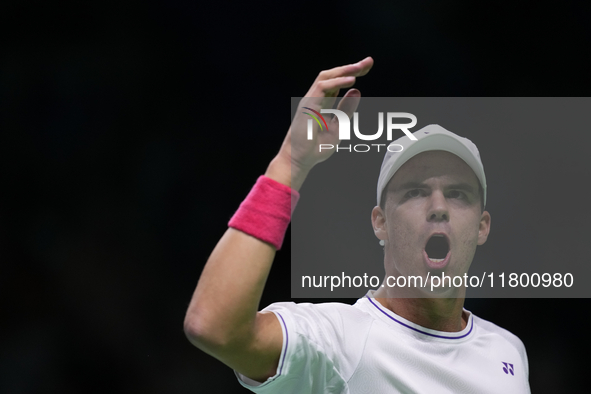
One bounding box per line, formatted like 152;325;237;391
228;176;300;250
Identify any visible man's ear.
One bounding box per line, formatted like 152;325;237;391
372;206;388;242
477;210;491;245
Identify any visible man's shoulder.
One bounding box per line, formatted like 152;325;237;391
260;298;376;350
260;299;375;372
262;298;373;324
472;312;526;352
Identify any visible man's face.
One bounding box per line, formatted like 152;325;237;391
372;151;490;294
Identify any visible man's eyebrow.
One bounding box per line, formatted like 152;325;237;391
391;182;428;192
391;182;477;193
447;183;477;193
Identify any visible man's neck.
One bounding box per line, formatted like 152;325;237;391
374;292;467;332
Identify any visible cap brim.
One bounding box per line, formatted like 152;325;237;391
377;133;487;207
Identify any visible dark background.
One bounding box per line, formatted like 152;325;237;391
2;1;590;393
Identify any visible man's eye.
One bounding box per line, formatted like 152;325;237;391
407;189;422;198
449;190;464;199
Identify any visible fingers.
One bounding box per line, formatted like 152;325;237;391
301;57;372;116
307;76;356;97
316;57;374;81
336;89;361;119
305;57;373;99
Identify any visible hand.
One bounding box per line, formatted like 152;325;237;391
269;57;374;190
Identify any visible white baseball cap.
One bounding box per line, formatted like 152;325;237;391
377;124;487;208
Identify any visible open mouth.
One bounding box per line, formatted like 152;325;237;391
424;234;450;264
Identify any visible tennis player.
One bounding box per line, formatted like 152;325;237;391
184;57;530;393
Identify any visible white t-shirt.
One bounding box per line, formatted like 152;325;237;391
236;291;530;393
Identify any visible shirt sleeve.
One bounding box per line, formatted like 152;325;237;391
235;301;369;394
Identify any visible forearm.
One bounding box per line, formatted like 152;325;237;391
265;147;310;192
184;227;276;348
184;156;306;349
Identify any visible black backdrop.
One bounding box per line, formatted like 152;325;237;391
2;1;590;393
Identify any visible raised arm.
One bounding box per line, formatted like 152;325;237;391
183;57;374;382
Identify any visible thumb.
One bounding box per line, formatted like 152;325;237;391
337;89;361;119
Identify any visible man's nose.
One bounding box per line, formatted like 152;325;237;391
427;190;449;222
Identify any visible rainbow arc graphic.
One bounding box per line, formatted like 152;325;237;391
302;107;328;138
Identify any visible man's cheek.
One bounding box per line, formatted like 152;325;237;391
458;237;478;264
390;224;414;247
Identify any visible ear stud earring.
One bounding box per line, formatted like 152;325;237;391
379;240;385;246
